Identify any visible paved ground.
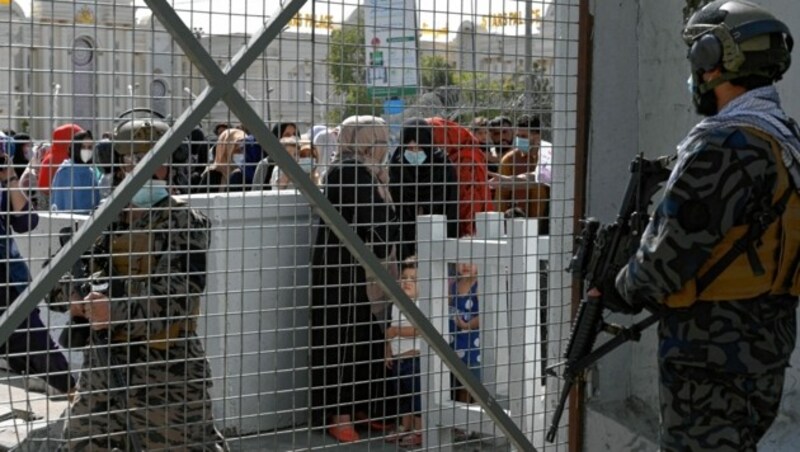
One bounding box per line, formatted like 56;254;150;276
0;370;508;451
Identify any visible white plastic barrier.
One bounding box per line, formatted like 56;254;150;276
416;212;549;450
16;192;315;436
15;212;89;373
183;190;313;436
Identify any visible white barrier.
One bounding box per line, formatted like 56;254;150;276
16;192;315;436
416;213;549;450
184;191;313;436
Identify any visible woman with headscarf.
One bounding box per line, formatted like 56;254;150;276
50;130;101;213
311;125;339;179
310;115;399;443
389;118;459;261
198;128;247;193
37;124;84;197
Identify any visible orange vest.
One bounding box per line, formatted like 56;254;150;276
665;129;800;308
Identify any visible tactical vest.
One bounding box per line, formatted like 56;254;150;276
109;230;199;350
665;128;800;308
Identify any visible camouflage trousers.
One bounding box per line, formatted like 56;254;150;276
659;361;784;452
58;345;228;452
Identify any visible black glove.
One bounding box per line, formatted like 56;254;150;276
600;280;642;315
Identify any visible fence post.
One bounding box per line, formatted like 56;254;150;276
473;212;508;400
417;214;453;449
508;218;542;441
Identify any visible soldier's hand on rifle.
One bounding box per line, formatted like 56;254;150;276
84;292;111;330
590;282;643;315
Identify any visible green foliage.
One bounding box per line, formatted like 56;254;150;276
420;55;455;89
325;14;554;129
325;15;381;123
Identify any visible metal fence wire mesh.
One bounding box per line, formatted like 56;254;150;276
0;0;580;450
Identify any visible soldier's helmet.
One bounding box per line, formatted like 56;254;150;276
683;0;793;81
112;108;189;164
113;117;171;158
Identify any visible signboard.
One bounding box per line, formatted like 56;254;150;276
364;0;418;99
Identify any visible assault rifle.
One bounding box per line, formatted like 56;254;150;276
544;153;675;443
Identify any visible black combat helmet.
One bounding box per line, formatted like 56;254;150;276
684;0;793;81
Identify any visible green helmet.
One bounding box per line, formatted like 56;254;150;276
683;0;793;81
113;118;170;157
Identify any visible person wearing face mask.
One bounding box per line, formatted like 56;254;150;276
268;137;322;189
494;115;551;225
589;2;799;450
45;118;228;451
388;118;458;261
310;115;400;443
198;127;247;193
50;130;101;213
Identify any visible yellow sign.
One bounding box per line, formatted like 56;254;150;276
0;0;10;5
75;5;95;24
288;13;338;31
420;9;543;38
479;9;542;29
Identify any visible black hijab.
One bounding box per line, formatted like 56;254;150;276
389;118;459;258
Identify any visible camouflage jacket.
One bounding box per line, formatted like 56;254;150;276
616;126;782;306
49;196;210;349
616;126;798;374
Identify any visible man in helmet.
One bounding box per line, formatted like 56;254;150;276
49;118;228;450
596;1;800;450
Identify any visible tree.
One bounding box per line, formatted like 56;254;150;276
325;15;381;123
420;55;455;90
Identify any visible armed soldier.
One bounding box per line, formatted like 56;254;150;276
48;118;227;450
597;1;799;450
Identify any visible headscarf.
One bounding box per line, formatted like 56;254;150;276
335;115;392;203
208;128;246;177
389;118;459;256
312;125;338;176
242;135;265;184
38;123;83;189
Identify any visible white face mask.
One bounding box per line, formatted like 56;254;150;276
80;149;93;163
298;157;315;173
232;153;245;166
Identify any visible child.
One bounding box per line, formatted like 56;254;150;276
385;257;423;447
450;262;480;403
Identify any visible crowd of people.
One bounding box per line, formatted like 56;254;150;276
0;110;551;448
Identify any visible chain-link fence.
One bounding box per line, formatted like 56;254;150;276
0;0;581;450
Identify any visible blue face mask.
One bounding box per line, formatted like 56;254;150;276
514;136;530;153
131;179;170;208
404;149;427;165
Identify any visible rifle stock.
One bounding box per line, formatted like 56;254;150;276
545;154;674;443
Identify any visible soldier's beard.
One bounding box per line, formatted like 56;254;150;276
693;89;719;117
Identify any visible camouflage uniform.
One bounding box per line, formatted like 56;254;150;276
49;197;227;451
616;127;798;451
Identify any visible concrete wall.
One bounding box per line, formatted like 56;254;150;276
585;0;800;450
